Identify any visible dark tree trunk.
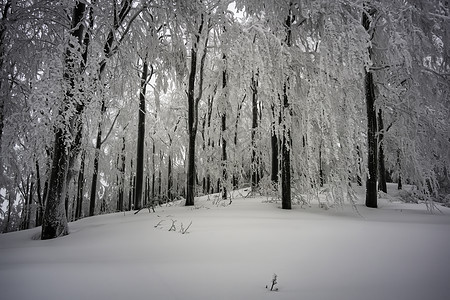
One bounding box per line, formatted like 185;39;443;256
319;143;324;187
89;100;106;216
168;154;173;200
377;109;387;193
2;193;12;233
221;57;228;200
356;145;363;186
64;183;70;220
281;84;291;210
251;72;260;189
152;142;156;199
281;8;293;210
186;55;197;206
363;5;378;208
134;60;149;210
42;127;70;239
21;176;32;230
35;160;44;226
271;105;279;184
128;160;133;210
132;175;136;208
397;149;402;190
186;14;207;206
158;151;163;197
205;95;214;195
221;112;227;199
118;137;126;211
232;95;245;189
28;180;34;228
42;2;87;239
75;150;85;220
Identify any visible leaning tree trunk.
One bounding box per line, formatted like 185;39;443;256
42;2;87;239
362;5;378;208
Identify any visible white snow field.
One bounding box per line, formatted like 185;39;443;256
1;184;450;300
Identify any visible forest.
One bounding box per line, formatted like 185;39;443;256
0;0;449;238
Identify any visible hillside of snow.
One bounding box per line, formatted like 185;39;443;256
1;184;450;300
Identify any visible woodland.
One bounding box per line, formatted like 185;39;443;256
0;0;449;239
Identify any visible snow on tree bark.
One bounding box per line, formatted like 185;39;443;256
42;1;87;239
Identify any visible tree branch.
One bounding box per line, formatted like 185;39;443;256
100;111;120;145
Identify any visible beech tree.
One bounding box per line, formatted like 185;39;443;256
41;1;87;239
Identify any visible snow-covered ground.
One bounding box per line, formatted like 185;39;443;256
1;184;450;300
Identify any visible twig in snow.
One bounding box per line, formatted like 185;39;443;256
180;221;192;234
154;220;164;228
169;219;177;231
266;273;278;291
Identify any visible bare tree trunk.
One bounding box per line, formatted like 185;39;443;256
168;152;173;200
281;8;293;210
117;137;126;211
152;142;156;199
221;56;228;200
363;5;378;208
377;108;387;193
251;72;260;189
89;100;105;216
35;159;44;226
134;60;149;210
271;107;279;184
397;149;402;190
186;14;208;206
319;143;324;187
127;159;133;210
281;83;291;210
2;193;12;233
75;150;85;220
158;151;163;197
356;145;363;186
20;175;31;230
233;95;245;189
221;113;227;199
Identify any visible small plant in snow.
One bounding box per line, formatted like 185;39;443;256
266;273;278;291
